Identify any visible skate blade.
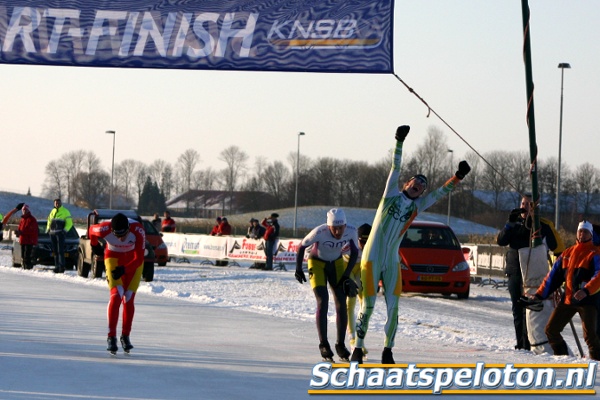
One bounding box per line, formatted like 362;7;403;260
322;357;334;362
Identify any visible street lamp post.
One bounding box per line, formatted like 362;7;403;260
555;63;571;230
293;132;305;237
447;149;453;225
106;130;116;209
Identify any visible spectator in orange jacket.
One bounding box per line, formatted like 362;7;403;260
218;217;232;236
210;217;222;236
161;211;176;232
530;220;600;360
15;203;38;270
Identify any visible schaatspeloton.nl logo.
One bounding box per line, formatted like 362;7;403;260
308;361;597;395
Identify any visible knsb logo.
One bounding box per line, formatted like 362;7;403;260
267;19;381;49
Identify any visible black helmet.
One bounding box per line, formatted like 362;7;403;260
357;223;372;241
408;174;428;188
111;213;130;237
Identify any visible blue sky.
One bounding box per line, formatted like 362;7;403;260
1;1;598;196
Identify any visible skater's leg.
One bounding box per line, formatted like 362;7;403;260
381;264;401;348
122;292;136;336
355;260;379;348
107;286;123;337
329;258;349;346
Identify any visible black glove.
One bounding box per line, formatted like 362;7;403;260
338;276;358;297
395;125;410;142
295;268;307;284
111;265;125;280
455;161;471;180
15;202;24;211
518;295;543;312
508;208;525;223
92;244;104;256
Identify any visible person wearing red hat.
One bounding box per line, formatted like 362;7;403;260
89;213;146;355
14;203;38;270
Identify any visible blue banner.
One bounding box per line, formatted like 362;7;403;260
0;0;394;73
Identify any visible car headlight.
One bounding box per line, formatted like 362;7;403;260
157;243;167;250
452;261;470;272
66;245;78;252
400;262;409;271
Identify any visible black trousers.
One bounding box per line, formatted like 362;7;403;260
507;272;530;349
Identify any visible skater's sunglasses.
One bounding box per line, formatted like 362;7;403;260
112;228;130;238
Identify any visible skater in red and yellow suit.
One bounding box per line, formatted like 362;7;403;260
89;213;145;354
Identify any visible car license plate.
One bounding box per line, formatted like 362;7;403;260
419;275;442;282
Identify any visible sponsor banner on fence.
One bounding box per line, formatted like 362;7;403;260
0;0;393;73
163;233;309;263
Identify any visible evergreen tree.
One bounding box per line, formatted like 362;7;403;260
138;177;166;215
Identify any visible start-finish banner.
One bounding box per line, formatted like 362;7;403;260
0;0;394;73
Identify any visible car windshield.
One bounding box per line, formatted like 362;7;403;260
142;220;159;235
38;221;79;239
400;226;460;249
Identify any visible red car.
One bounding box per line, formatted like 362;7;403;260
142;219;169;267
399;221;471;299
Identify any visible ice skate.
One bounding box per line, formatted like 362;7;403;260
107;336;118;355
335;343;351;362
319;342;334;362
350;347;363;364
349;338;368;359
381;347;395;364
120;335;134;353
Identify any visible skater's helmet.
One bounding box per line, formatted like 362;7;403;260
357;223;372;243
111;213;130;237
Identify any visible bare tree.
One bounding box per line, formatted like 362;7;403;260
219;146;249;193
480;151;514;209
177;149;200;194
42;160;63;199
574;162;599;217
115;159;139;204
413;126;450;188
60;150;86;203
261;161;291;206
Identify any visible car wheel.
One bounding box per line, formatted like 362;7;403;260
143;262;154;282
77;250;91;278
158;262;166;267
92;256;104;279
457;286;470;300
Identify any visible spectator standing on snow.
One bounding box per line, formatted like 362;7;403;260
14;204;38;270
529;220;600;360
151;213;162;232
247;219;266;270
247;218;265;240
217;217;232;236
496;194;559;353
210;217;222;236
295;208;359;362
161;211;176;232
46;198;73;274
261;213;280;271
351;125;470;364
90;213;145;355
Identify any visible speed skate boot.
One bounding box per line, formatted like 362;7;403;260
381;347;395;364
120;335;134;353
335;343;351;362
319;342;334;362
107;336;118;354
350;338;369;359
350;347;363;364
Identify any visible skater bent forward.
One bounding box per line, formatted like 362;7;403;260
295;208;360;362
90;213;145;354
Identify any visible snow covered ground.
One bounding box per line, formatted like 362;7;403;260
1;249;598;399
